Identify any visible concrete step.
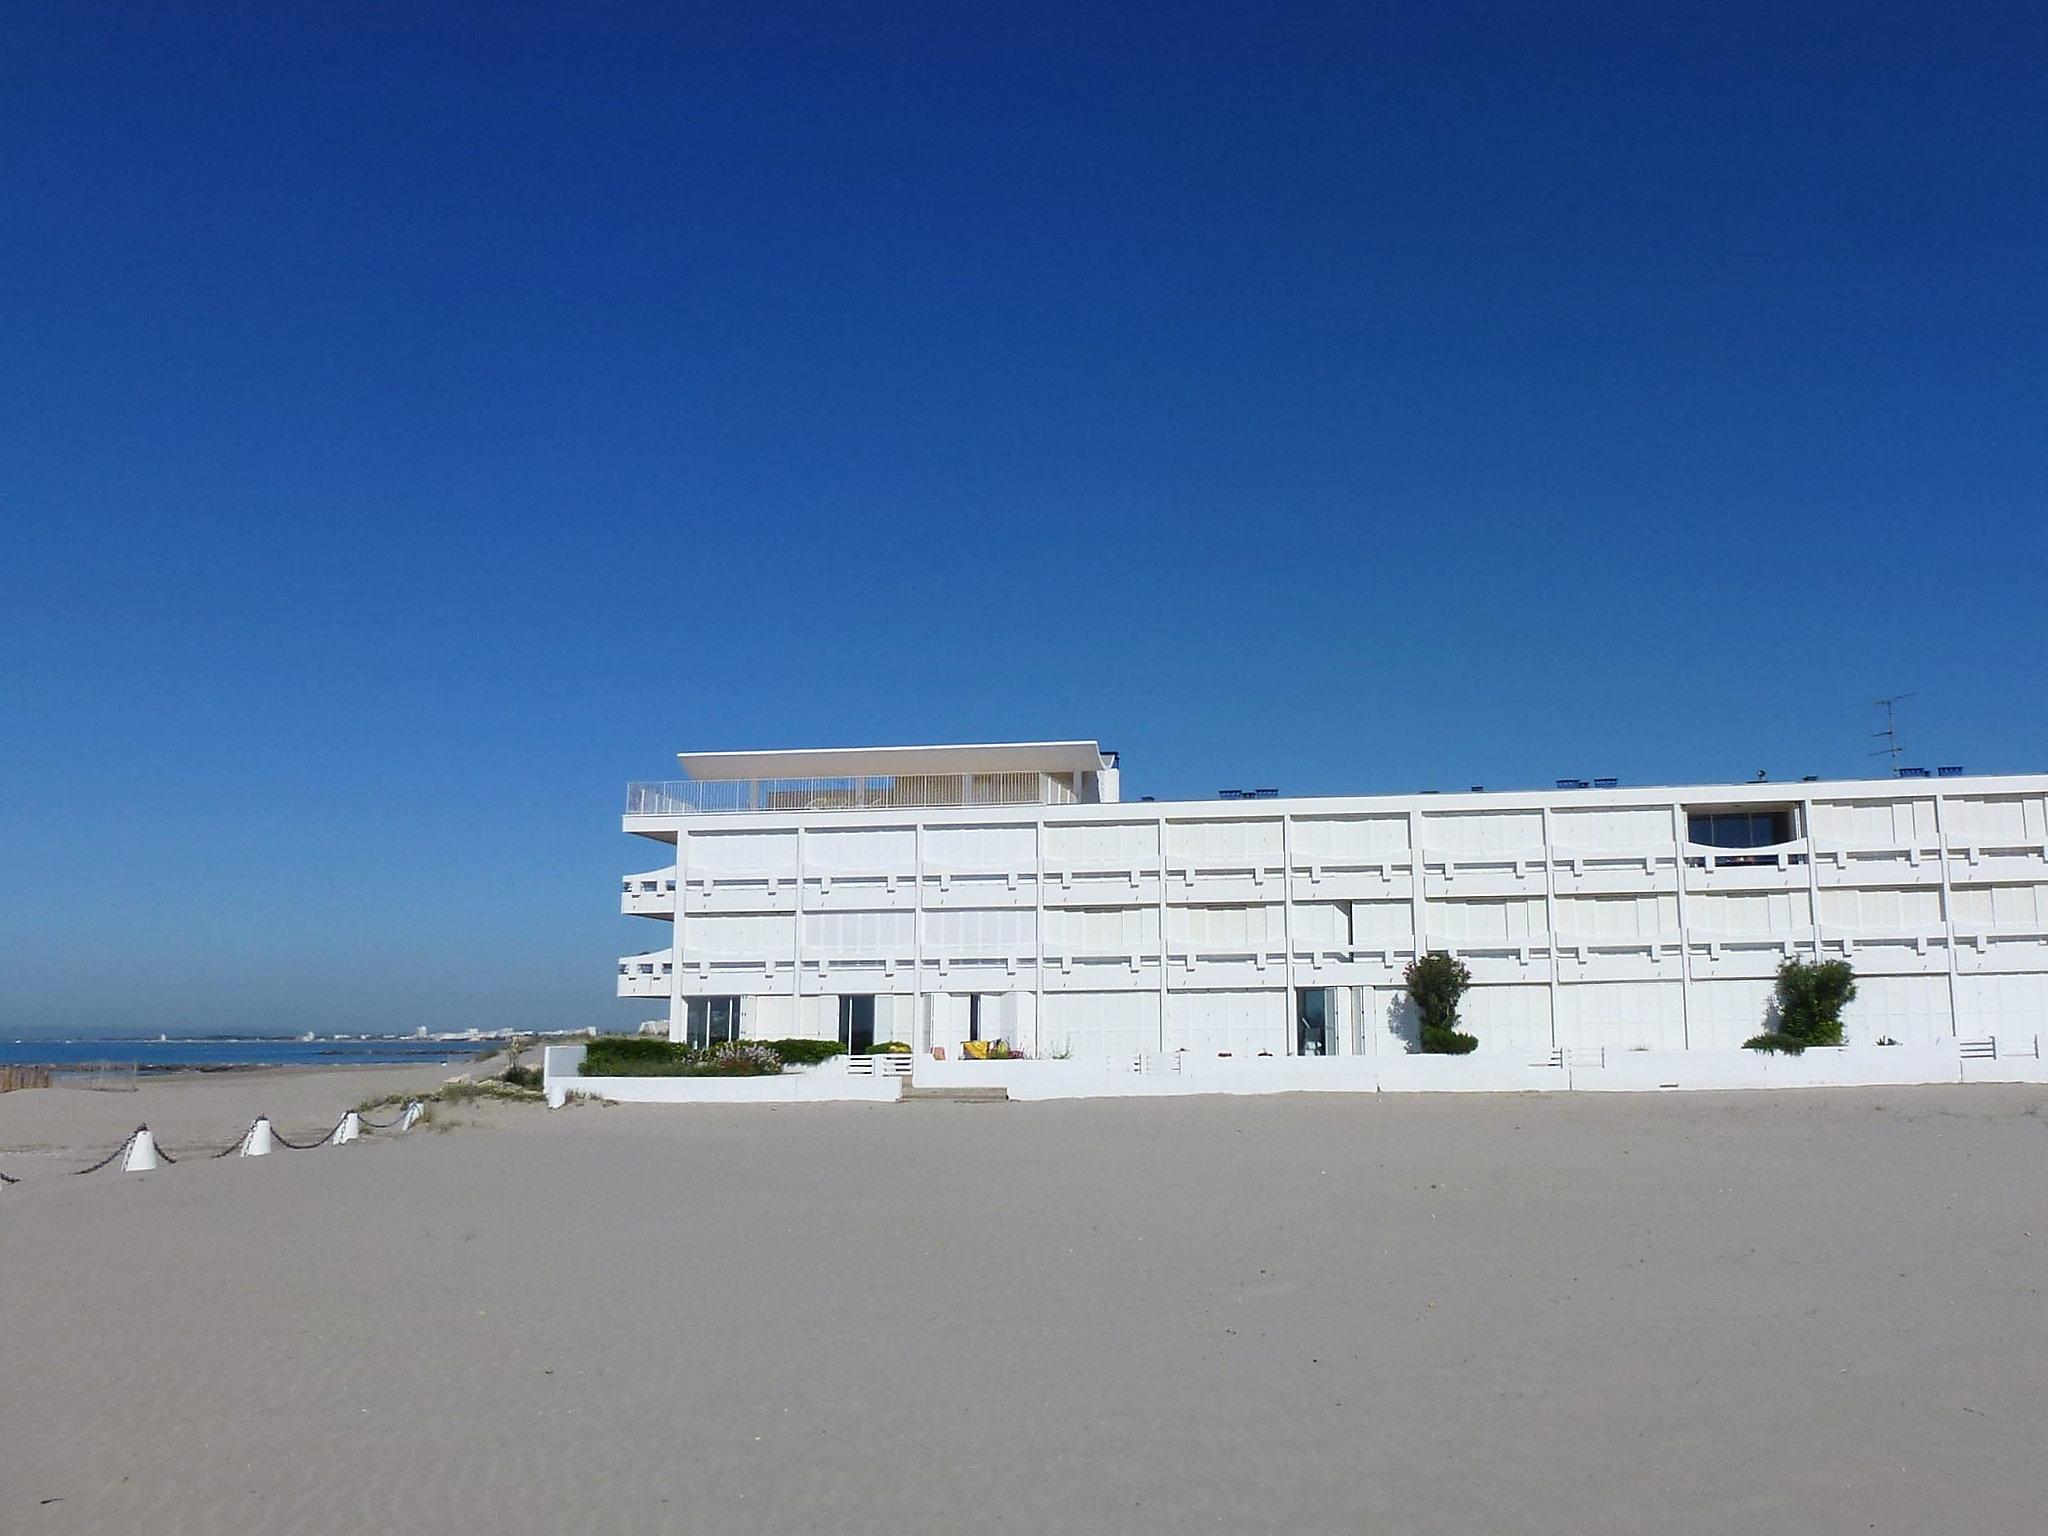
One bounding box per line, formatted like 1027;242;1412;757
899;1084;1011;1103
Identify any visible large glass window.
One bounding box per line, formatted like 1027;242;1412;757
1687;808;1796;849
685;996;740;1049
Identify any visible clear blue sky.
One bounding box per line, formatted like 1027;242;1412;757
3;3;2042;1037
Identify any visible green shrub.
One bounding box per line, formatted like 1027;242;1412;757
583;1037;696;1077
501;1064;542;1090
869;1041;912;1055
1405;951;1476;1054
583;1035;691;1071
1744;1031;1804;1055
759;1038;848;1066
1772;958;1856;1048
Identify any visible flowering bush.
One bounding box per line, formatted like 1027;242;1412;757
689;1041;785;1076
581;1037;785;1077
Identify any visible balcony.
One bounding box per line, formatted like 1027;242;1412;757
617;951;673;998
627;771;1081;817
622;868;677;917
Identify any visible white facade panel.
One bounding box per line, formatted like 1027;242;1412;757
1841;973;1952;1047
922;823;1035;871
922;907;1036;957
1429;896;1545;945
1351;899;1414;945
1949;883;2048;930
1556;980;1686;1052
1166;989;1287;1057
1549;805;1672;853
1166;903;1285;952
1944;794;2048;845
1461;983;1551;1054
1817;886;1945;930
1809;798;1936;847
681;913;794;961
685;829;798;876
1688;977;1778;1051
1042;991;1160;1060
1291;901;1352;949
1953;973;2048;1042
805;826;916;874
1043;906;1160;956
1046;820;1158;868
1167;819;1282;867
800;909;915;958
1289;815;1410;863
1690;890;1811;938
1423;809;1545;857
1357;987;1419;1054
1555;893;1679;942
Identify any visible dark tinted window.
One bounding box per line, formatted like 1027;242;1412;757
1687;809;1795;849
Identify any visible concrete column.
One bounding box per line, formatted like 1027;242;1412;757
1032;817;1046;1057
1155;814;1170;1054
1670;802;1693;1051
669;829;690;1044
1280;813;1297;1055
1540;804;1560;1053
1932;792;1960;1036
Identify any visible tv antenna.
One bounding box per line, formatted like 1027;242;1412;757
1870;693;1915;769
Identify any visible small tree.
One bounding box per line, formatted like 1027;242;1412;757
1405;951;1477;1054
1745;957;1857;1054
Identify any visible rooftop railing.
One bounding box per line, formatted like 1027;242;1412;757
626;771;1081;817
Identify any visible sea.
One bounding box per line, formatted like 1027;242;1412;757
0;1036;491;1072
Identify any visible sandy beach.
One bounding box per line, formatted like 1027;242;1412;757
0;1058;484;1177
3;1080;2045;1534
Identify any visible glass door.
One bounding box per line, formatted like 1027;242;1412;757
1295;988;1331;1056
838;994;876;1054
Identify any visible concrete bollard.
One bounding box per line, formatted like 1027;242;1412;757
239;1117;274;1158
333;1111;361;1146
399;1100;424;1131
123;1127;163;1172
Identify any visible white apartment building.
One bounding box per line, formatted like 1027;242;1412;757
619;741;2048;1059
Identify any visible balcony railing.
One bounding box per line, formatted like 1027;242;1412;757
626;772;1080;817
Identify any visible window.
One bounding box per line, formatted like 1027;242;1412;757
1687;808;1796;850
967;994;983;1043
685;996;741;1048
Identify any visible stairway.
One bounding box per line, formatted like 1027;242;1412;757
899;1083;1010;1104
